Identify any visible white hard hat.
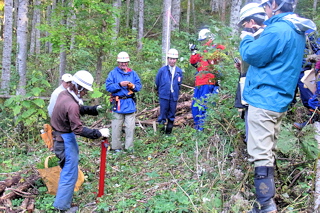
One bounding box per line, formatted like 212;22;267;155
61;73;73;82
198;29;213;41
238;3;266;25
73;70;94;91
260;0;294;6
117;52;130;62
259;0;270;6
167;49;179;58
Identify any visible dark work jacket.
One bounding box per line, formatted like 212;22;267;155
50;90;102;139
155;65;183;101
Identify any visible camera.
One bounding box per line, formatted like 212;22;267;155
243;28;257;33
234;57;240;64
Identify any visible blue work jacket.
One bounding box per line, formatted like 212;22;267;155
155;65;183;101
240;12;316;113
106;67;142;114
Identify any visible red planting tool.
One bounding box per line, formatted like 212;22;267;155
97;138;109;199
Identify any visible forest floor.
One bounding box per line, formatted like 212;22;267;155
0;99;319;212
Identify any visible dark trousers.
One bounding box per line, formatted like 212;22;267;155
157;95;178;124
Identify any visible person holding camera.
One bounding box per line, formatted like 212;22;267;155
240;0;316;212
234;3;266;143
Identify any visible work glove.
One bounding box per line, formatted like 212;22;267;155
240;31;253;40
96;105;106;114
99;128;110;137
127;82;135;89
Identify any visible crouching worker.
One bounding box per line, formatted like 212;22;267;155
50;70;110;212
155;48;183;134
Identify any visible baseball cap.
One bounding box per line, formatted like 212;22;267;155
61;73;73;82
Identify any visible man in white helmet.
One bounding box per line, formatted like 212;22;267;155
155;48;183;134
239;0;316;212
47;73;73;117
189;28;226;131
234;3;266;143
106;52;142;153
51;70;110;212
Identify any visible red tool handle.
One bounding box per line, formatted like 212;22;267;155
97;138;109;198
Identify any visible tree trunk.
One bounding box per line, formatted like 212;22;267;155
59;0;66;80
1;0;13;95
59;47;67;79
220;0;226;23
29;0;41;55
29;1;35;55
137;0;144;50
171;0;180;31
191;0;195;30
113;0;121;39
229;0;242;35
68;1;76;50
16;0;28;96
313;0;318;17
132;0;138;31
161;0;171;65
186;0;190;31
45;1;55;53
126;0;130;28
35;0;41;55
211;0;219;12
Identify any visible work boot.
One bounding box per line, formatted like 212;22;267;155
293;121;308;130
165;120;174;134
249;166;277;213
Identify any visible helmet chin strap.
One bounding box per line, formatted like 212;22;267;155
272;0;289;14
72;81;83;98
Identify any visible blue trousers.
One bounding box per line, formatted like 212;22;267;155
53;132;79;210
157;95;178;124
192;85;219;131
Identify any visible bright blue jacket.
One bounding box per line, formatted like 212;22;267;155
106;67;142;114
155;65;183;101
240;12;316;113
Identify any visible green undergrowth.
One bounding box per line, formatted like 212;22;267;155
1;108;318;212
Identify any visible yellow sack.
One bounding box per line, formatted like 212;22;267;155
37;156;85;195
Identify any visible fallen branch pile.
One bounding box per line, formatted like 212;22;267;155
136;93;193;127
0;171;40;213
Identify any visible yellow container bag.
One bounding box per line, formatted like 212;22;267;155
37;155;85;195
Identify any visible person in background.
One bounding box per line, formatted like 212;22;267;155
47;73;73;117
293;30;320;129
51;70;110;212
189;28;225;131
106;52;142;153
239;0;316;212
155;48;183;134
234;3;267;143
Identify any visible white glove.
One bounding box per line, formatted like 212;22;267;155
99;128;110;137
240;31;254;40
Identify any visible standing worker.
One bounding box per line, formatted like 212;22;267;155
239;0;316;212
51;70;110;212
155;48;183;134
47;73;73;117
234;3;266;143
189;28;225;131
106;51;142;153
